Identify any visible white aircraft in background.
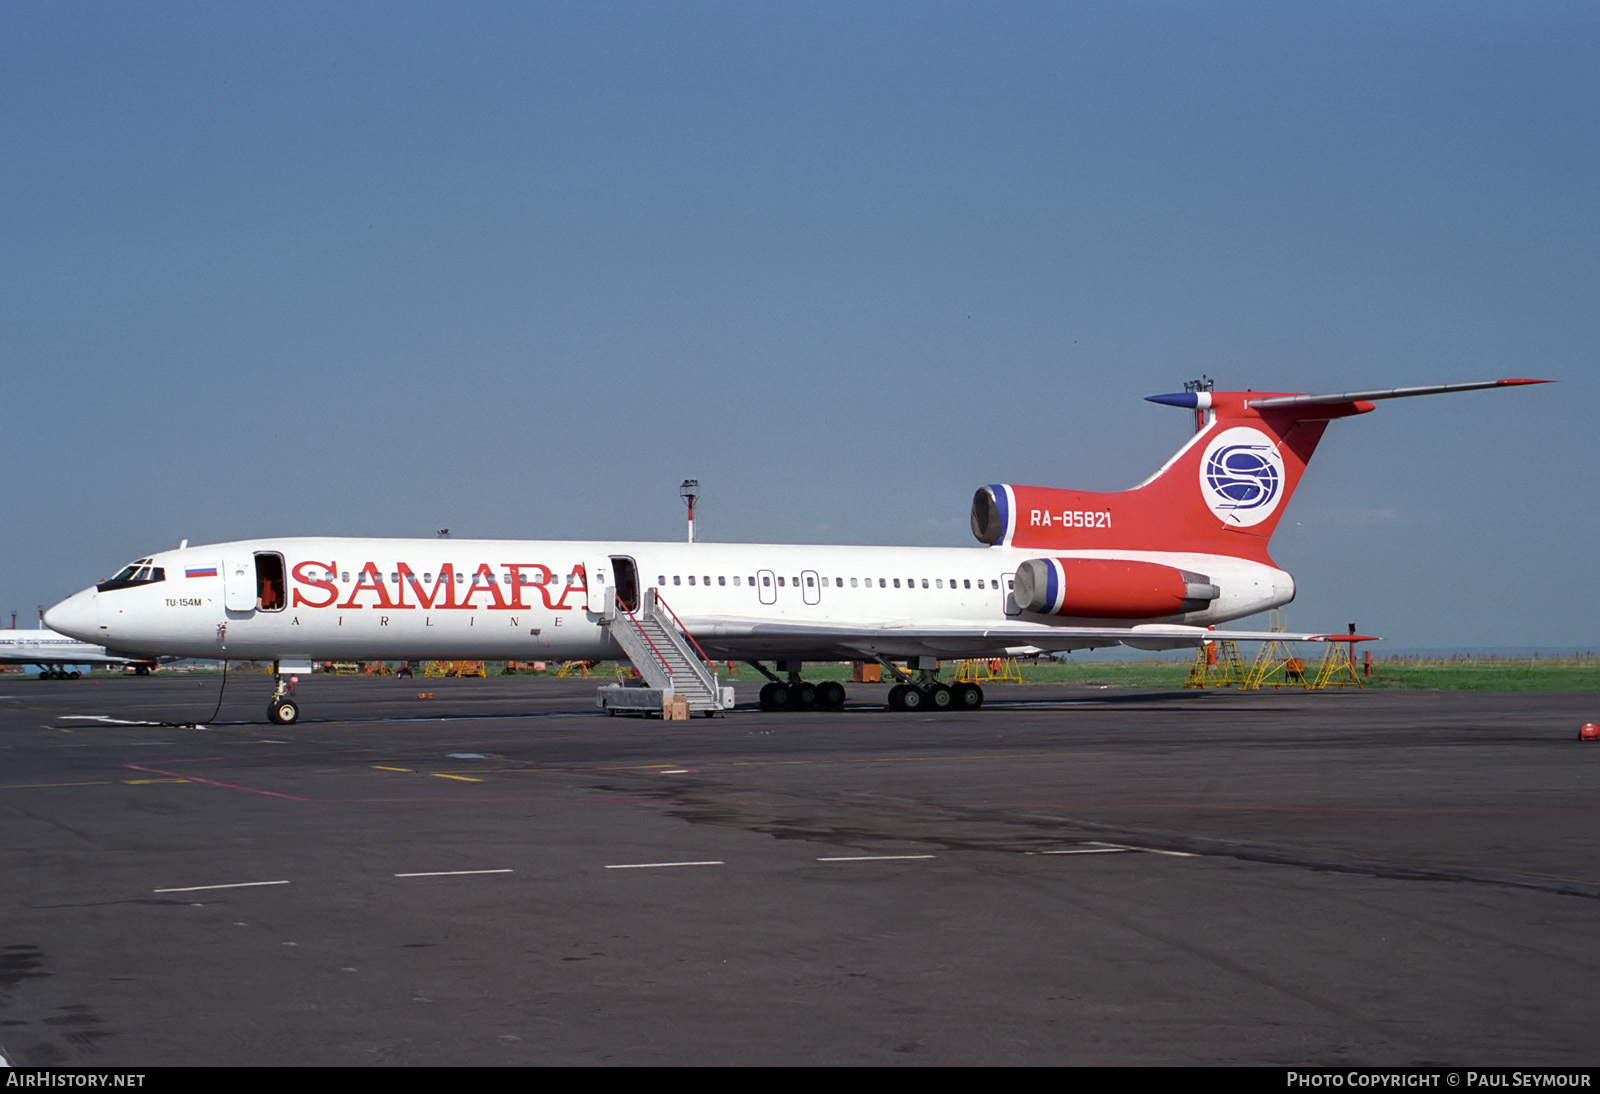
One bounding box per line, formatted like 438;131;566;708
0;625;159;678
44;379;1545;724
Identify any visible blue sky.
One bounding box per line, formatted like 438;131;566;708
4;2;1595;648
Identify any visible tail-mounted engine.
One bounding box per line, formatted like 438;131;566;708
971;485;1011;545
1012;557;1219;619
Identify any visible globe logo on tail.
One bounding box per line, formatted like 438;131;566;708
1198;427;1285;527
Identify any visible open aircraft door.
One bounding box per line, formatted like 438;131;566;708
582;555;613;615
609;555;640;613
223;557;256;613
1001;572;1021;618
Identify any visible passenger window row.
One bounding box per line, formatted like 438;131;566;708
656;574;991;590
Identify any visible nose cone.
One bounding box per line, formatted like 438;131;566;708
44;588;100;642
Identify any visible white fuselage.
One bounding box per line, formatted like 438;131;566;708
44;537;1295;664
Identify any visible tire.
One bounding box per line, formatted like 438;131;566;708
817;681;846;709
926;684;953;711
898;685;924;712
268;697;300;725
952;683;984;710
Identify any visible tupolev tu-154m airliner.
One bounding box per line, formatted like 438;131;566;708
44;380;1546;725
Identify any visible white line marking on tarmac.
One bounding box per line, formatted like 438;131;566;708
816;855;936;862
58;714;162;725
154;880;290;893
394;869;513;878
1088;840;1199;857
1041;841;1198;858
604;860;724;870
1040;847;1127;854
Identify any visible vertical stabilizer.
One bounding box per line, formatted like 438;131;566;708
970;379;1547;563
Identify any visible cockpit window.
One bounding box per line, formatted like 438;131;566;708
97;558;166;592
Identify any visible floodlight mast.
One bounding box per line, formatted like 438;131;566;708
679;479;700;544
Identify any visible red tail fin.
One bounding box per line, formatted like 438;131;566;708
970;380;1547;564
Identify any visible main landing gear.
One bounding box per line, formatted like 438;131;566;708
35;667;82;680
885;657;984;711
887;679;983;712
754;662;847;711
748;659;984;712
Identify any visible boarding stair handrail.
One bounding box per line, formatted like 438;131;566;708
641;588;720;698
614;604;673;679
651;591;719;677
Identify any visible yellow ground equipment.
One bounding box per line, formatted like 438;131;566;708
955;658;1023;683
424;661;487;678
1185;640;1248;688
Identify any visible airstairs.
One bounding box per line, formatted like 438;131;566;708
595;586;735;716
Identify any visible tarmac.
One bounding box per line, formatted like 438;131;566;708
1;672;1596;1066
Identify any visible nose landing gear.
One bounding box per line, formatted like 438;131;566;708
268;694;300;725
266;663;300;725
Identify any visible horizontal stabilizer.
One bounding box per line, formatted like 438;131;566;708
1243;378;1548;410
1145;378;1548;413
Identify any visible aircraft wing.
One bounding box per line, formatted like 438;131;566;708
0;650;135;667
689;617;1365;661
0;630;163;668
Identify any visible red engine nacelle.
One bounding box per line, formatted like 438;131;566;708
1012;557;1220;619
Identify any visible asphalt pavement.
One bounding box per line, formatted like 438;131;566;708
1;673;1596;1065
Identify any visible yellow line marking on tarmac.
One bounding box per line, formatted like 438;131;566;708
350;752;1107;785
725;752;1101;768
2;780;114;789
530;752;1105;776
